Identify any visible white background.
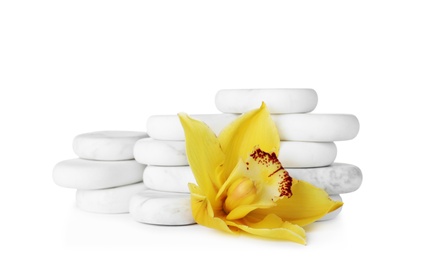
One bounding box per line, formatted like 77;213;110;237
1;0;439;259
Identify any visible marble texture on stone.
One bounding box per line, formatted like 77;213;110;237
129;189;194;225
215;88;318;114
76;182;146;214
317;194;343;222
142;163;361;195
143;166;195;193
286;163;362;195
53;159;145;189
146;113;359;141
73;131;148;160
147;114;239;140
136;140;335;168
134;138;187;166
278;141;336;168
272;114;359;141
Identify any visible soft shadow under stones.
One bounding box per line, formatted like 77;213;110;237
304;216;343;233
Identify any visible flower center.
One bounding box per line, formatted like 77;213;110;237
223;177;257;214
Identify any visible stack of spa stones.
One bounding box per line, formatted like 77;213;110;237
128;89;362;225
52;131;148;213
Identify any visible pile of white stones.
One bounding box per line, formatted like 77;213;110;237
53;89;362;225
53;131;149;213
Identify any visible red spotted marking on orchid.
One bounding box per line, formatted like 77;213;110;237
250;148;293;198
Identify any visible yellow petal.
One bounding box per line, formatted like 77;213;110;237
179;113;225;204
218;103;279;184
226;214;306;245
250;181;343;226
188;183;233;234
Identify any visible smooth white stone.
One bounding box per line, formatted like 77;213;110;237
317;195;343;221
143;163;361;195
73;131;148;160
147;114;238;140
134;138;187;166
146;113;359;141
129;190;194;225
286;163;362;195
53;159;145;189
136;140;335;168
76;182;146;214
278;141;336;168
215;88;318;114
143;166;195;192
272;114;359;141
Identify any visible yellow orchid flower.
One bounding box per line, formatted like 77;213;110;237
178;103;343;245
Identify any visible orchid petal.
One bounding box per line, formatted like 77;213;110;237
179;113;224;204
250;181;343;227
218;103;279;184
226;214;306;245
188;183;232;234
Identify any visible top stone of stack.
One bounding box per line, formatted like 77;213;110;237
73;131;148;161
215;88;318;114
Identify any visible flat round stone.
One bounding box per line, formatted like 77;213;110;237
53;159;145;189
134;138;187;166
279;141;336;168
136;140;335;168
147;114;238;140
286;163;362;195
76;182;146;214
146;113;358;141
272;114;359;141
129;190;194;225
143;166;195;193
73;131;148;160
317;195;343;221
215;88;318;114
143;163;361;195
